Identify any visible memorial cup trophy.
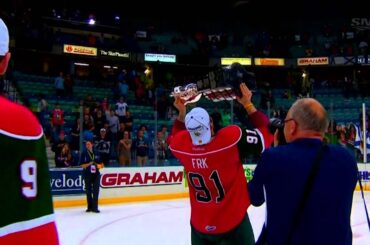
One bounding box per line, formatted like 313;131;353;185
170;62;256;104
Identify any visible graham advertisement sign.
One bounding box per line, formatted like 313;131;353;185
101;168;183;188
297;57;329;66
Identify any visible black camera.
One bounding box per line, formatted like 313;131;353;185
268;118;287;145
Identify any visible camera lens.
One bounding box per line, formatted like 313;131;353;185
268;118;284;134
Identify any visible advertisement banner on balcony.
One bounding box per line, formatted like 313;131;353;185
254;58;285;66
63;44;97;56
333;55;370;65
221;57;252;65
144;53;176;63
297;57;329;66
99;49;130;58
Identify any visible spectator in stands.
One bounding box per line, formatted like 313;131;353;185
118;79;129;99
70;117;81;165
249;98;357;245
152;131;168;166
0;17;59;244
117;69;127;83
82;123;95;144
106;109;120;159
54;71;65;98
117;122;126;141
324;119;338;144
346;123;358;159
83;94;97;113
160;125;171;159
122;110;133;133
52;131;68;167
50;102;64;141
93;108;106;137
100;97;109;112
134;129;149;166
37;93;49;133
138;124;149;140
354;113;370;160
94;128;111;166
82;113;94;132
55;142;73;167
115;96;128;122
117;130;132;166
102;121;113;140
337;124;348;148
159;125;169;142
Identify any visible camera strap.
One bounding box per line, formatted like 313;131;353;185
284;143;327;244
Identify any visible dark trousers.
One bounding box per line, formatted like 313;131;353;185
191;213;255;245
84;173;101;210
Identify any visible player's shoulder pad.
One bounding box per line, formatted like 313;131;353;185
213;125;242;146
169;130;191;148
0;97;42;139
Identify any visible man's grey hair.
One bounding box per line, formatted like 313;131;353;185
290;98;329;133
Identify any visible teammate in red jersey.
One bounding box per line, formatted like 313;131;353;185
169;83;273;245
0;18;59;244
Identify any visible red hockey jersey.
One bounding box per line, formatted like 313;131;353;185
169;111;271;234
0;97;59;244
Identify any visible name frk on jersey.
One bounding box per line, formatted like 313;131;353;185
192;158;208;169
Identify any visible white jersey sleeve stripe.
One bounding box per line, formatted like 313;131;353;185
0;214;55;237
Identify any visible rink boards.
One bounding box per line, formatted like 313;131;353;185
51;163;370;208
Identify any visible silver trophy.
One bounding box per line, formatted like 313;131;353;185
170;83;236;104
171;83;202;105
170;62;256;105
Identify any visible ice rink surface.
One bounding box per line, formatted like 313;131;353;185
55;192;370;245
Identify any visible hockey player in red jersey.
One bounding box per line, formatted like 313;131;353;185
0;18;59;244
169;83;273;244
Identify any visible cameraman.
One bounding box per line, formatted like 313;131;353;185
249;98;357;245
80;140;104;213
